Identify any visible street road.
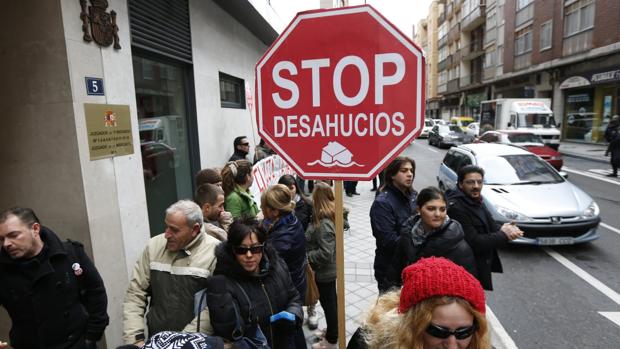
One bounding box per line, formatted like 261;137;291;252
402;139;620;348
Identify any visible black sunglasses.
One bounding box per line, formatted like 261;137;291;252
240;143;250;146
425;322;477;340
233;244;264;255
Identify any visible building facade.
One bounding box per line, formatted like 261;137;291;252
0;0;288;346
421;0;620;144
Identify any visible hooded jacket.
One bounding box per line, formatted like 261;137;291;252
446;187;508;290
206;243;302;349
123;231;219;343
0;227;109;349
387;216;477;289
262;212;307;299
369;184;418;292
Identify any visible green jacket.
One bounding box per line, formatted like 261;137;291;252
225;185;259;219
305;218;337;282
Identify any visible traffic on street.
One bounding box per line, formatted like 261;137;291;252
404;139;620;348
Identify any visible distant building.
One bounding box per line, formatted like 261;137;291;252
417;0;620;144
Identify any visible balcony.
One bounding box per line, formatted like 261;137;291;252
447;78;460;93
448;23;461;43
438;34;447;47
484;28;496;47
483;65;497;81
461;2;486;32
514;53;531;71
460;72;483;87
446;50;462;68
461;40;484;60
515;3;533;29
438;83;448;94
438;58;447;72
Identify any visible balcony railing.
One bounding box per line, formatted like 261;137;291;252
438;58;447;72
563;30;593;56
461;2;485;31
460;72;483;87
483;66;497;80
448;23;460;43
461;40;484;60
447;78;460;93
514;53;531;71
515;3;533;28
438;83;447;94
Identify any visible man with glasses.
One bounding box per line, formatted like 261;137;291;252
229;136;251;162
123;200;220;345
446;165;523;290
0;207;109;349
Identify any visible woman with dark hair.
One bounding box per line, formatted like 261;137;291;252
205;218;303;349
386;186;477;289
278;174;313;231
221;160;259;219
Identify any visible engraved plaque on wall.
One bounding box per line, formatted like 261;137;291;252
84;103;134;160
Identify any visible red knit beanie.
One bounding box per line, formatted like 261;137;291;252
398;257;486;314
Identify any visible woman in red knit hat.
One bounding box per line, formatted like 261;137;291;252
347;257;490;349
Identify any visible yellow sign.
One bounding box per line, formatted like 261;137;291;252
84;103;134;160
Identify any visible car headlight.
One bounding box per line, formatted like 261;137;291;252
496;205;531;221
581;201;599;218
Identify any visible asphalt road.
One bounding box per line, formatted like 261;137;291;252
402;139;620;348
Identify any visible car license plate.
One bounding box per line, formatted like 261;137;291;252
538;237;575;245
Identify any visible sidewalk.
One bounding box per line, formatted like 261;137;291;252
559;141;608;164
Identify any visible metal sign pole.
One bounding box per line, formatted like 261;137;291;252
335;180;346;349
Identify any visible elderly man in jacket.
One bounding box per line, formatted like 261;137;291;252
0;207;109;349
123;200;219;345
446;165;523;290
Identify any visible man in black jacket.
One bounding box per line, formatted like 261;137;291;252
0;207;109;349
446;165;523;290
228;136;251;162
369;156;417;293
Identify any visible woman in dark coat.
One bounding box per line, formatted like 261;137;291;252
387;186;477;289
605;115;620;177
205;218;303;349
278;174;313;231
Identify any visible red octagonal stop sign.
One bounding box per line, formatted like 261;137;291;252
256;5;425;180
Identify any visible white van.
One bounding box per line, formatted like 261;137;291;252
479;99;560;149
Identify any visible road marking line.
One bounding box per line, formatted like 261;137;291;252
426;146;438;153
486;305;518;349
601;222;620;236
562;167;620;186
599;312;620;328
543;247;620;305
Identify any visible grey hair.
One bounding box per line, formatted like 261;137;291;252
166;200;203;228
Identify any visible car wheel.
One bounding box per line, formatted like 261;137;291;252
438;140;444;148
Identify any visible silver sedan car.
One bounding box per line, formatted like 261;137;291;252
437;143;600;245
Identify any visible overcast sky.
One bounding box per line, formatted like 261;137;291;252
269;0;433;39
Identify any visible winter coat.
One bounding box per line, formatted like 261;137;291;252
123;231;219;343
253;145;276;163
294;196;313;231
206;243;303;349
607;132;620;167
306;218;337;282
263;213;307;299
0;227;109;349
446;188;508;290
225;185;259;219
228;150;248;162
387;216;477;289
369;184;418;292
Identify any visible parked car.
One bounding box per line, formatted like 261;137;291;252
420;118;434;138
476;130;563;170
428;125;475;148
437;143;600;245
465;122;479;137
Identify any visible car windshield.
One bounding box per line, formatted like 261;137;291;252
460;119;474;126
479;154;563;185
449;125;463;133
519;113;556;128
438;125;463;133
507;133;543;143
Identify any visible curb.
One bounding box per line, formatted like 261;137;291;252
560;151;608;164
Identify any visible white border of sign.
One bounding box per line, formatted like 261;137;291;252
256;6;424;179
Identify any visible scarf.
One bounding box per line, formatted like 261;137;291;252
410;216;451;246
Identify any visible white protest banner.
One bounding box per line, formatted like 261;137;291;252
249;154;296;207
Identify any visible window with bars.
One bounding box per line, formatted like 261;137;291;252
219;72;246;109
564;0;595;37
540;20;553;51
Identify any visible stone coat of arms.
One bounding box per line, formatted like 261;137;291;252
80;0;121;49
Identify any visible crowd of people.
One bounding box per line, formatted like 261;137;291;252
0;136;529;349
